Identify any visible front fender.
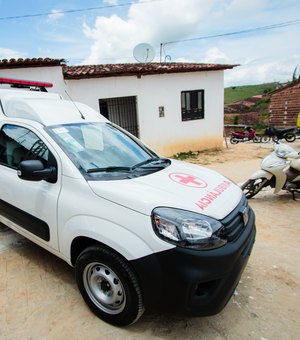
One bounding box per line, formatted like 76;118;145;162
249;169;273;181
249;169;285;194
59;215;174;263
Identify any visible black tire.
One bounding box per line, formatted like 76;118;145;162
261;135;271;143
75;245;144;326
284;133;296;143
253;135;261;143
230;136;239;144
240;178;269;199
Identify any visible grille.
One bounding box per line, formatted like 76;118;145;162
220;195;252;242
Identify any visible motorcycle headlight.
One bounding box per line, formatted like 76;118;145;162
152;207;227;250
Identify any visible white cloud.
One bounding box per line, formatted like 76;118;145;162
225;57;299;87
47;9;64;21
215;25;300;86
0;48;26;59
83;0;215;64
103;0;118;4
202;47;230;64
225;0;267;14
80;0;300;85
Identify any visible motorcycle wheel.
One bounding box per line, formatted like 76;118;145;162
261;135;271;143
230;137;239;144
253;135;262;143
240;178;269;199
284;133;296;142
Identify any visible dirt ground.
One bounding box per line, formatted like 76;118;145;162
1;139;300;340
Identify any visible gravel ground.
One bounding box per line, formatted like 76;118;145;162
0;140;299;340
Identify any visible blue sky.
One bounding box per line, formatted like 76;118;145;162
0;0;299;86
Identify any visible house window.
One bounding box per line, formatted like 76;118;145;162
181;90;204;121
99;96;139;137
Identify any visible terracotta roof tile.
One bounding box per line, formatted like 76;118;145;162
63;62;238;79
0;58;66;69
0;57;238;79
269;79;300;95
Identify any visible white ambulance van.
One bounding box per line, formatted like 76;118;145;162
0;78;256;326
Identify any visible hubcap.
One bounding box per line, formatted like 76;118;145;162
83;262;126;314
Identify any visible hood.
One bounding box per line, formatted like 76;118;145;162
88;159;242;220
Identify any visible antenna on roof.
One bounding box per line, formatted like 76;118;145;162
159;43;171;63
133;43;155;63
64;90;85;120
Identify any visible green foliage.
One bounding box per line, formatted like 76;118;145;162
173;151;199;160
256;99;270;109
224;82;278;104
292;66;299;81
173;148;221;160
259;111;269;118
233;115;239;125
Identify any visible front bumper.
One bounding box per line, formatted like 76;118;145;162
131;196;256;316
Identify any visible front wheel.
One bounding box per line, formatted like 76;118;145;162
75;245;144;326
253;135;262;143
261;135;271;143
240;178;269;199
284;133;296;142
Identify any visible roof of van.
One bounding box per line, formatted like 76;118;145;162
0;89;107;126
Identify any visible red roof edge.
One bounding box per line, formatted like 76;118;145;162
62;62;239;80
0;58;239;79
0;58;66;69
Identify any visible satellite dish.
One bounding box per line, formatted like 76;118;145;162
133;43;155;63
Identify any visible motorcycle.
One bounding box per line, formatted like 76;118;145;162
230;127;261;144
264;127;296;143
241;142;300;199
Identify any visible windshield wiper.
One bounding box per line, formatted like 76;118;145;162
87;166;131;174
132;157;170;170
87;158;170;174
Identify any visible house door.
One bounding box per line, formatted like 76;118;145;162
99;96;139;137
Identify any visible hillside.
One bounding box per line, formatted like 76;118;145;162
224;82;279;104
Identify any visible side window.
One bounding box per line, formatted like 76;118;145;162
0;124;54;170
181;90;204;121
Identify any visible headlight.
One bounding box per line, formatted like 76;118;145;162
152;207;227;250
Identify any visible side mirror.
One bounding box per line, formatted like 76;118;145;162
18;160;57;182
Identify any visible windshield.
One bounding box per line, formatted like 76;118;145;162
47;122;170;180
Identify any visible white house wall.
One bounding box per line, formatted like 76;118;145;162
0;66;67;95
0;66;224;156
66;70;224;156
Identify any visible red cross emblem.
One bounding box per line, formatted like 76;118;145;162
168;173;207;188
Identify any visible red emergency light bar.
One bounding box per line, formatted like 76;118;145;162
0;77;53;89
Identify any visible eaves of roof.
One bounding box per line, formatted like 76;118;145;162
0;58;238;79
63;62;239;80
0;58;66;69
